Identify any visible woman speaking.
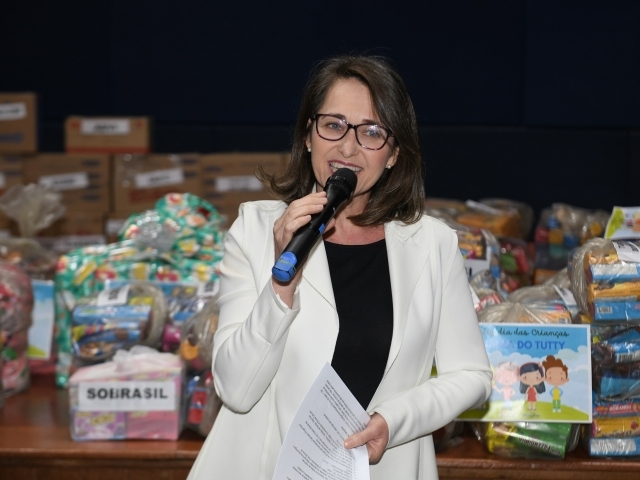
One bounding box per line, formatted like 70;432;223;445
188;55;492;480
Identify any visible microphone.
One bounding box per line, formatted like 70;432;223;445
272;168;358;282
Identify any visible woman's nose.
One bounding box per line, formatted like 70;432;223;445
337;127;359;157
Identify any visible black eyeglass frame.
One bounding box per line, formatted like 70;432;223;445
312;114;394;151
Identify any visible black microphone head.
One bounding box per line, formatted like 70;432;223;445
325;168;357;199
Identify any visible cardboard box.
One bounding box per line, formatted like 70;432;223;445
200;153;288;227
112;153;201;213
205;191;279;228
0;93;37;154
200;153;286;196
65;116;151;154
38;210;105;237
24;153;111;212
0;155;24;195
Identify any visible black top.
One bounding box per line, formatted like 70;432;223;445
324;239;394;409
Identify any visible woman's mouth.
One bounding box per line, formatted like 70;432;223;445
329;161;362;174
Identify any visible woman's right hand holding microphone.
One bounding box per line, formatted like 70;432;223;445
272;191;332;307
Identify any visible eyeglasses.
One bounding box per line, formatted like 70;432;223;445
312;114;393;151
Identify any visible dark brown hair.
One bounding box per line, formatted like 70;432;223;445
542;355;569;377
257;55;425;226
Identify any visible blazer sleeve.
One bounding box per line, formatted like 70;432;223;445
373;231;492;448
212;203;301;413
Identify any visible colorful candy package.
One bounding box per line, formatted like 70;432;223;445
71;281;168;366
0;262;34;396
55;193;225;387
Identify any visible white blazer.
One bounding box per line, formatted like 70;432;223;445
187;200;491;480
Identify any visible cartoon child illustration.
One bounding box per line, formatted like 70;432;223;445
493;361;520;409
519;362;546;411
542;355;569;412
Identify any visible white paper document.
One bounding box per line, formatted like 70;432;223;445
272;363;371;480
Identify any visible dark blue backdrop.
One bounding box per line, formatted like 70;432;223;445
2;0;639;220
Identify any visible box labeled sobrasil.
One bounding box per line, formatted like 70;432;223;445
68;347;184;441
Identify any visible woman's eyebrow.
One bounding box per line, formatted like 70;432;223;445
324;113;380;124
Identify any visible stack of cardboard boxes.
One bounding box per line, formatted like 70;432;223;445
0;93;290;248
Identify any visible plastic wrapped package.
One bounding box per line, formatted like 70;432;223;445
456;200;522;239
180;297;219;372
507;284;580;320
54;241;221;387
184;370;222;436
119;193;225;258
0;184;66;239
479;198;534;240
462;283;579;458
70;281;168;366
586;324;640;456
468;271;505;312
477;301;573;324
432;421;465;452
55;192;224;388
0;262;34;396
0;335;3;408
543;268;571;289
1;329;30;396
427;214;502;282
0;262;34;333
534;204;610;279
0;184;65;376
583;432;640;457
470;285;505;313
499;237;534;290
585;393;640;456
424;198;467;219
591;324;640;401
68;346;184;441
156;282;215;353
0;238;59;280
571;238;640;322
471;421;579;459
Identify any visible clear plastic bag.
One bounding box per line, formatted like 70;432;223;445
184;370;222;437
0;262;34;334
499;237;534;290
0;262;34;396
0;184;66;239
471;421;579;459
477;301;573;324
534;204;609;273
571;238;640;322
70;281;168;365
456;200;523;239
180;297;219;372
543;267;571;289
479;198;534;240
587;324;640;456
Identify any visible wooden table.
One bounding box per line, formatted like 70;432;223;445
2;375;640;480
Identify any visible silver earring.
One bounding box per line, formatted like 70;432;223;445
386;165;391;169
307;148;311;152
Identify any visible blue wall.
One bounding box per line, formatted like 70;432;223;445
2;1;639;218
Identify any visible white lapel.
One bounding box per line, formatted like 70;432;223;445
384;220;431;374
299;217;431;366
301;239;336;311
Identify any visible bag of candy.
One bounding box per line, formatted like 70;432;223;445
0;261;34;396
70;281;168;366
184;370;223;437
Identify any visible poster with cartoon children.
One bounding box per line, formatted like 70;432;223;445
458;323;592;423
